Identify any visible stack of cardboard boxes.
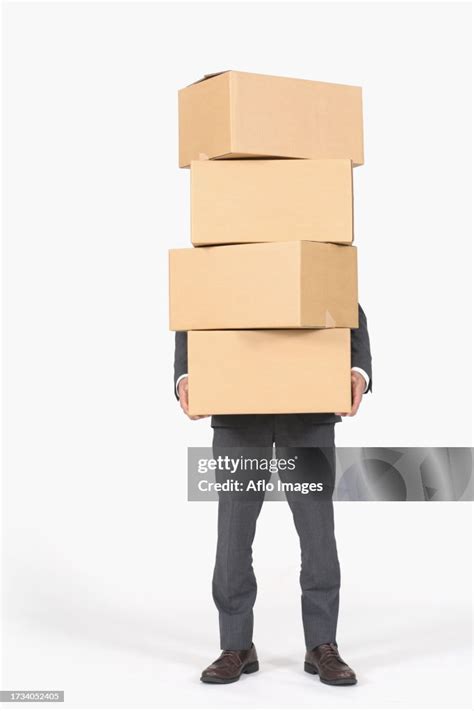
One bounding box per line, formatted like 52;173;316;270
169;71;364;416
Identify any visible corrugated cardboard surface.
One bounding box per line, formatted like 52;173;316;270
300;242;358;327
169;242;358;330
179;70;364;167
178;72;231;167
191;159;354;246
188;329;351;415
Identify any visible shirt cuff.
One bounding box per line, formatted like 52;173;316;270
351;367;370;394
175;373;188;398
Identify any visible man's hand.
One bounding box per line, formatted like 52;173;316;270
336;371;366;417
178;377;209;420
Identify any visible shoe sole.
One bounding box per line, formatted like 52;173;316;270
304;661;357;686
200;660;259;684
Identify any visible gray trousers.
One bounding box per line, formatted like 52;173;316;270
212;418;340;652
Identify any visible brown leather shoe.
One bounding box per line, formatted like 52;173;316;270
200;643;259;684
304;642;357;686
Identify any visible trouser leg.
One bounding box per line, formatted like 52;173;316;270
275;422;341;650
211;426;273;650
286;495;341;650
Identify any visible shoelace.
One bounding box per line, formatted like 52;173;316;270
318;643;344;666
213;650;242;668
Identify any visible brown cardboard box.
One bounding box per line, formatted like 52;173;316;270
169;241;358;330
188;329;351;415
191;159;353;246
179;71;364;167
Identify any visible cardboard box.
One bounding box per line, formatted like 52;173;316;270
169;241;358;330
188;329;351;415
191;159;353;246
179;71;364;167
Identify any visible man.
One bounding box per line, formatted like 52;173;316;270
174;305;372;686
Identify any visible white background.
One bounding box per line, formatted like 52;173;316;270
2;1;472;709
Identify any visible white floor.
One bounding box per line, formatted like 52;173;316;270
3;600;473;710
2;504;472;710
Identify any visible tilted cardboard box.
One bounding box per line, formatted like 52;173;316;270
179;71;364;167
191;159;353;246
169;241;358;330
188;329;351;415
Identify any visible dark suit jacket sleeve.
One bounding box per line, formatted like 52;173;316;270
351;304;373;391
174;331;188;399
